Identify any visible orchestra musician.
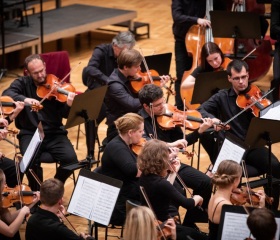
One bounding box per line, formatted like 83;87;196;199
138;139;208;240
25;178;94;240
3;54;78;191
82;31;136;157
105;48;170;142
198;59;280;210
138;84;213;232
208;160;265;240
0;102;24;187
0;169;40;240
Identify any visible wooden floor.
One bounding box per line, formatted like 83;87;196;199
0;0;279;239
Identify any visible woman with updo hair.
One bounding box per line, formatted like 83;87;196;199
101;112;143;226
207;160;266;240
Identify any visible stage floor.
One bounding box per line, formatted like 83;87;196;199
1;4;137;53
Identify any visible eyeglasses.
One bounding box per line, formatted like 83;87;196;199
231;75;248;81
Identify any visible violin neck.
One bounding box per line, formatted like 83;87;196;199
21;191;36;196
57;87;69;96
186;115;203;123
1;102;15;107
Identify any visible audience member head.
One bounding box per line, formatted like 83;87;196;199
117;49;143;69
201;42;224;71
212;160;242;189
138;139;169;176
124;206;157;240
112;31;136;57
40;178;64;207
247;208;277;240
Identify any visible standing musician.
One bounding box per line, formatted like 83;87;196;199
105;48;170;142
138;139;208;240
25;178;94;240
82;31;136;157
0;102;24;187
198;59;280;210
0;169;40;240
3;54;78;191
208;160;265;240
138;84;213;231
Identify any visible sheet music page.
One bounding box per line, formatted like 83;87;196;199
221;212;250;240
260;104;280;120
68;175;120;225
20;128;42;173
212;138;246;173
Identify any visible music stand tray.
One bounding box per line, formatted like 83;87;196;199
191;71;230;104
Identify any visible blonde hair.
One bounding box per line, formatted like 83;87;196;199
123;206;157;240
212;160;242;188
114;113;143;135
137;139;169;175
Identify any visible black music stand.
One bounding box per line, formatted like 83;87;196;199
64;85;107;170
210;10;261;59
191;71;230;104
245;117;280;204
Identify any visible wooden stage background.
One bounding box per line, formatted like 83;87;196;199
0;0;279;239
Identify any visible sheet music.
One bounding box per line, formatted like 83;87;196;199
20;127;43;173
212;138;246;173
67;175;120;225
260;104;280;120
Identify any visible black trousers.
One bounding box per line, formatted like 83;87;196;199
0;157;22;187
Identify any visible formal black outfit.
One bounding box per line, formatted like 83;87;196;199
138;108;212;225
82;43;117;157
198;88;280;209
105;69;142;142
3;76;78;190
101;135;140;226
25;207;94;240
139;174;208;240
270;0;280;101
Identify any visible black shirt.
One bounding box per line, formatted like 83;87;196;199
271;0;280;41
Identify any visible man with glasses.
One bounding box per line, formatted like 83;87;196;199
198;59;280;210
3;54;78;191
138;84;213;234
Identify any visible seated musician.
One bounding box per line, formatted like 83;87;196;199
208;160;265;240
138;139;208;240
0;169;40;240
25;178;94;240
138;84;213;231
3;54;78;191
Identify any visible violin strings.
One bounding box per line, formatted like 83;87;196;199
149;103;158;140
241;160;253;206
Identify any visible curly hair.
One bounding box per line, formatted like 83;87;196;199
212;160;242;188
137;139;169;175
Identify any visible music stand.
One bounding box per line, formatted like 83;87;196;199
245;117;280;204
210;10;261;59
191;71;230;104
64;85;107;169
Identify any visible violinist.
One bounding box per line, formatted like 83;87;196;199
123;206;177;240
138;84;213;232
3;54;78;191
208;160;265;240
247;208;277;240
138;139;207;240
25;178;94;240
105;48;169;142
198;59;280;210
0;169;40;240
0;102;24;187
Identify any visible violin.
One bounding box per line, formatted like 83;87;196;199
2;184;36;208
156;103;230;131
156;219;172;240
0;96;43;114
36;74;76;102
236;84;271;117
230;186;273;206
129;69;175;95
131;138;147;156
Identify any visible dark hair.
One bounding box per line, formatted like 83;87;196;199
40;178;64;206
0;169;4;209
201;42;224;71
226;59;249;76
24;54;44;70
117;49;143;69
247;208;277;240
138;84;163;105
